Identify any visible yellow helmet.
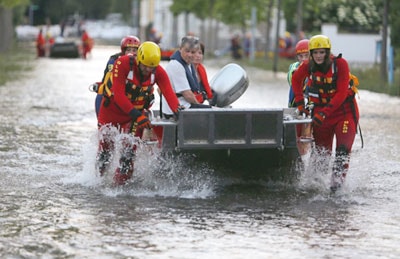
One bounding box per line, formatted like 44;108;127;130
309;35;331;50
137;41;161;67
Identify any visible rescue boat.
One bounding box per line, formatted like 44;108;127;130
49;37;80;58
149;63;310;178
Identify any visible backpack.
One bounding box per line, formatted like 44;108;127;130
349;72;360;98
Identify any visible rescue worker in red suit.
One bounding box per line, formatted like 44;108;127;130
36;28;46;57
81;29;93;59
287;39;311;158
291;35;359;192
97;41;181;185
192;42;213;104
93;35;141;117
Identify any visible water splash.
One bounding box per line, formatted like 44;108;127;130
66;131;218;199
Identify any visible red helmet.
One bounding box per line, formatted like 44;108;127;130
120;35;141;52
295;39;309;54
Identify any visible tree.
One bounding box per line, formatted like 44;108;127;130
283;0;382;34
389;0;400;46
29;0;112;25
0;0;29;52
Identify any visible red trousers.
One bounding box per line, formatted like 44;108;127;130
312;100;358;155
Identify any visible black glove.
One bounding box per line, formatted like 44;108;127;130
312;112;326;127
201;91;208;102
129;109;151;131
173;105;185;120
134;115;151;130
129;109;142;121
209;91;218;106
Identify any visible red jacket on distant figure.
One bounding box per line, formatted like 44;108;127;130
36;30;46;57
81;30;93;59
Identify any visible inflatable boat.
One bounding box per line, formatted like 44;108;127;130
49;38;80;58
149;64;310;177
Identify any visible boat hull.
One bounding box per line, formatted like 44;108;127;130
150;108;308;179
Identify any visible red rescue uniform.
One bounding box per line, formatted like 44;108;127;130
96;54;180;185
98;54;180;133
292;55;359;154
36;31;45;57
81;30;93;59
292;54;360;191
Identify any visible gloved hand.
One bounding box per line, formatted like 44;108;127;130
129;109;151;131
312;112;326;127
295;101;310;117
134;115;151;130
201;91;208;102
173;105;185;120
209;91;218;106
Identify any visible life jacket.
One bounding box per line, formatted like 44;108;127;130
307;53;359;106
101;56;156;110
94;53;120;96
307;54;363;147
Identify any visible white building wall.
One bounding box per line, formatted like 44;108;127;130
322;24;386;65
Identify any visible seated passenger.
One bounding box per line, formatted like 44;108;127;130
193;42;214;105
161;36;211;118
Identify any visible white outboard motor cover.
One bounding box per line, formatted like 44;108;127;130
210;63;249;107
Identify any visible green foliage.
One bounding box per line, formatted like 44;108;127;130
170;0;273;30
214;0;272;28
189;0;214;20
169;0;191;16
0;0;29;8
29;0;113;24
283;0;382;33
214;0;249;27
351;65;400;96
109;0;131;21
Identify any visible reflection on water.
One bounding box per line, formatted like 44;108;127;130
0;46;399;258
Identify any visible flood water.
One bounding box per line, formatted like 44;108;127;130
1;46;399;259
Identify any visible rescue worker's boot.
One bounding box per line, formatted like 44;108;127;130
113;150;135;186
96;150;111;176
330;147;350;193
330;171;346;193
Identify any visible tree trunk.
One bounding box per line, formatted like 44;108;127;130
264;0;273;61
0;6;14;53
273;0;282;73
296;0;303;42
